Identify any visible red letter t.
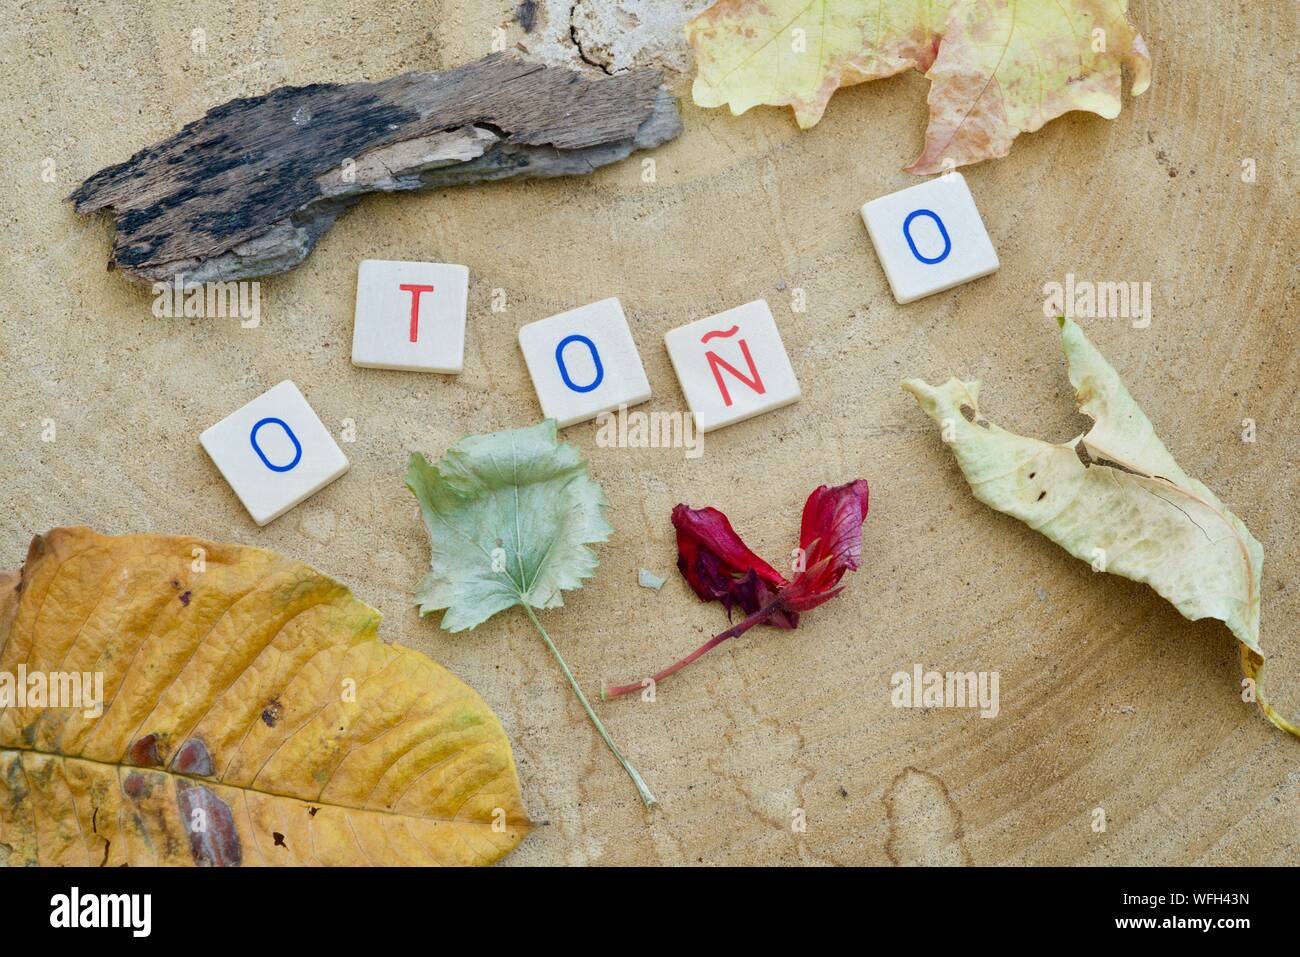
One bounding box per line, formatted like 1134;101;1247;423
399;284;435;342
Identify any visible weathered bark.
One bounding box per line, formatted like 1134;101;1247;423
71;53;681;284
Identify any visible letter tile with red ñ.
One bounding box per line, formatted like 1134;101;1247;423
664;299;801;432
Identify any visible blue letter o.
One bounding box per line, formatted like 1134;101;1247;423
555;335;604;393
902;209;952;264
250;417;302;472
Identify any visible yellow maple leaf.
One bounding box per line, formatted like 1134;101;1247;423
0;528;531;866
686;0;1151;172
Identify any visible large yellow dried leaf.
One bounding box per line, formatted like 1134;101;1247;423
686;0;1151;172
0;528;531;866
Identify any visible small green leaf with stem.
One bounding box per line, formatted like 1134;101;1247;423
405;420;656;806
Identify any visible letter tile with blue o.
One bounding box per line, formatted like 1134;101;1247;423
200;380;349;526
518;297;652;428
860;172;999;304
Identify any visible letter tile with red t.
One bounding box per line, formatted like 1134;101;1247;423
351;260;469;372
664;299;801;433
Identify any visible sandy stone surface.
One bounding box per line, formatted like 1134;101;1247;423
1;1;1296;865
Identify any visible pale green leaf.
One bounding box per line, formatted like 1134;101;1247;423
903;318;1261;651
405;420;612;632
405;421;656;805
903;319;1295;738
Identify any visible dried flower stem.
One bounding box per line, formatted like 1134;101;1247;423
604;595;787;699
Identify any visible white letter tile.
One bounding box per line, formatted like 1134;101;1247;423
351;259;469;373
861;172;998;304
664;299;800;433
200;380;349;526
518;297;652;428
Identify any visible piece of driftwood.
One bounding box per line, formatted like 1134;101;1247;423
71;53;681;284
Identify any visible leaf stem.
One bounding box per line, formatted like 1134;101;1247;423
1241;645;1300;740
522;604;658;808
604;596;785;699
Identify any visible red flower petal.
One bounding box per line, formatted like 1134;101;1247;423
612;482;870;699
672;504;795;626
781;480;870;608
